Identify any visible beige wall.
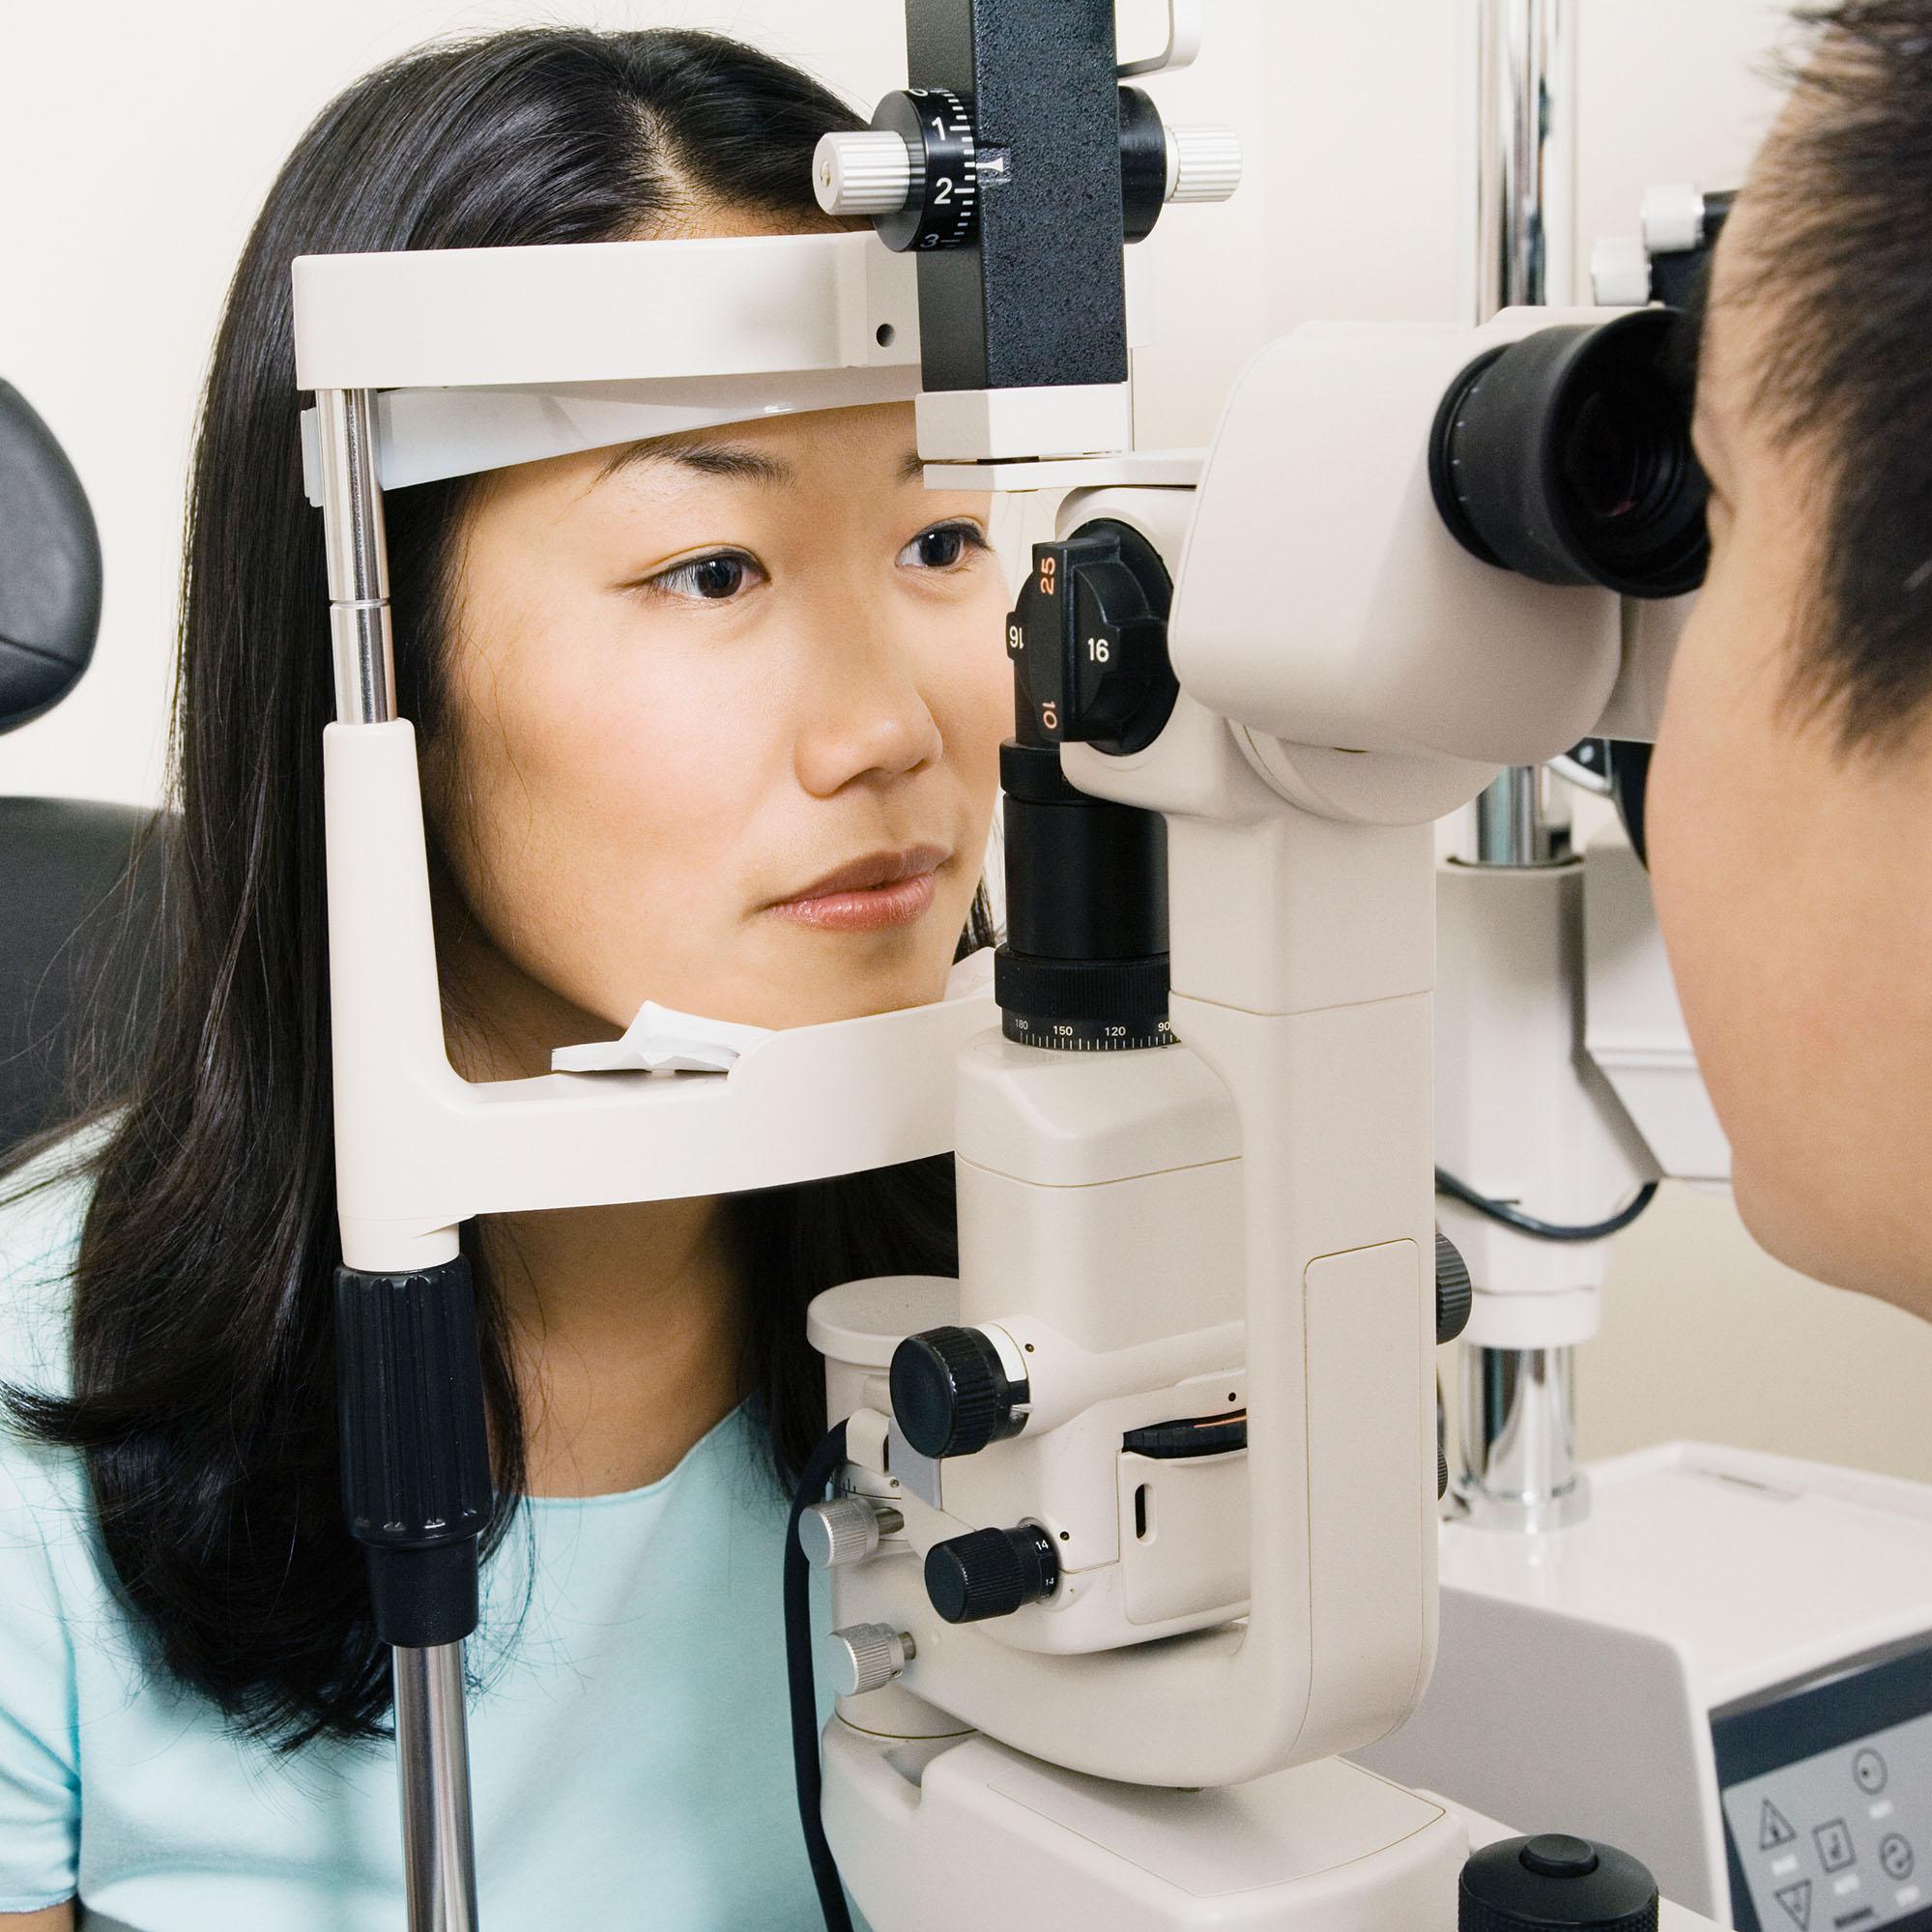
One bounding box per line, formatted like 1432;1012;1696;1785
8;0;1928;1478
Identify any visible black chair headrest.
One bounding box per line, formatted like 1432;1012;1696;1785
0;382;102;735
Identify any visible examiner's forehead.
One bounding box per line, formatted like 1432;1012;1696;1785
1691;74;1830;452
1687;190;1766;463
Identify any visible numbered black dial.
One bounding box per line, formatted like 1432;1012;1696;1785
994;518;1175;1057
1005;522;1178;756
872;87;979;254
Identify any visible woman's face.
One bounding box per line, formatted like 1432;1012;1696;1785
428;399;1013;1056
1644;99;1932;1314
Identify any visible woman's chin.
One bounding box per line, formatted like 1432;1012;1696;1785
591;953;958;1036
757;960;958;1029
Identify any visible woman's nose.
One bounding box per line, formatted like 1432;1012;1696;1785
793;614;946;797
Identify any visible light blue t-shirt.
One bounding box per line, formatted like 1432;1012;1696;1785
0;1147;837;1930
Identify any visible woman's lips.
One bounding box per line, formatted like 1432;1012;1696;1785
767;870;938;932
766;844;950;932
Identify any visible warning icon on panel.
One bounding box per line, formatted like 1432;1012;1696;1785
1775;1879;1812;1929
1762;1801;1798;1851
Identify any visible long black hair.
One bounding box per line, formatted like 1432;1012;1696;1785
2;27;992;1753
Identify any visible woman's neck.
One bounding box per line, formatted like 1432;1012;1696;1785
436;896;746;1497
482;1197;743;1497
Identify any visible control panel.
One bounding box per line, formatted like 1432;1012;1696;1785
1716;1640;1932;1932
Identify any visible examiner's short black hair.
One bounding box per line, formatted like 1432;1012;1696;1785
1741;4;1932;753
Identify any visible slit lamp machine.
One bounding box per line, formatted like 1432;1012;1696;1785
290;1;1767;1927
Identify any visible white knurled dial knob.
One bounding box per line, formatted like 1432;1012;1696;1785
1164;125;1243;204
1641;182;1706;254
1592;233;1653;307
814;130;917;217
797;1495;905;1569
824;1622;917;1698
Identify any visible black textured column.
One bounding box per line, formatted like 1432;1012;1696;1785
905;0;1128;391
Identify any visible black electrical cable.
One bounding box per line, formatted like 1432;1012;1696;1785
1434;1167;1659;1243
786;1420;855;1932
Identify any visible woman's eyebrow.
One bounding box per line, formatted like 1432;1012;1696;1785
594;438;795;486
591;440;932;488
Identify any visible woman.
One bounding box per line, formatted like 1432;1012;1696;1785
0;27;1011;1928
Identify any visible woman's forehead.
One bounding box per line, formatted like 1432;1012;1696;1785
600;401;924;488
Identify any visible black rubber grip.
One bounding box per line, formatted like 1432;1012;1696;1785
335;1257;493;1647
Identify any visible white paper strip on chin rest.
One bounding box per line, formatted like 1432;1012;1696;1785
292;227;1156;501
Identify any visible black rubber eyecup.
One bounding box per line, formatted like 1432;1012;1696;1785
1429;309;1709;600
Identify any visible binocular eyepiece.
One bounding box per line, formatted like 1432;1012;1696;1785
1428;307;1709;600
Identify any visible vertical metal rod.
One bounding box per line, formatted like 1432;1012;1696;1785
395;1643;481;1931
1464;0;1574;872
317;389;478;1918
1457;1345;1588;1531
1456;0;1591;1530
314;387;398;726
1467;764;1562;867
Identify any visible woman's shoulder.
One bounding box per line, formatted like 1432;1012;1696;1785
0;1126;102;1401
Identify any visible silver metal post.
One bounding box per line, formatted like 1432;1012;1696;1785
1463;0;1576;872
316;388;477;1920
1457;1344;1588;1532
1464;764;1569;867
314;387;398;726
394;1644;480;1931
1469;0;1574;322
1456;0;1590;1529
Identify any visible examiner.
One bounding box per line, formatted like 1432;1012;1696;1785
1646;1;1932;1323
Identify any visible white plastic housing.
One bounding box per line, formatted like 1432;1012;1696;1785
1597;592;1693;744
293;227;1156;491
806;481;1446;1792
1170;307;1650;776
1360;1442;1932;1920
823;1732;1468;1932
293;231;915;392
914;382;1135;463
812;1039;1250;1658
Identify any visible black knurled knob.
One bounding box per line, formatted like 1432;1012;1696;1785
1436;1231;1474;1345
924;1524;1059;1624
890;1326;1022;1459
1459;1835;1658;1932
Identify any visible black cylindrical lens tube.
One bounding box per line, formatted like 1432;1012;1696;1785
1429;307;1709;599
994;738;1171;1051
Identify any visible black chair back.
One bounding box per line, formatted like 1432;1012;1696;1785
2;384;161;1160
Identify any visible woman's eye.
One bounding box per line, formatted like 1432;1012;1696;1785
899;521;989;571
640;552;763;602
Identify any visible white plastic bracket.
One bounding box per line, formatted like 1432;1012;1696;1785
1117;0;1204;77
